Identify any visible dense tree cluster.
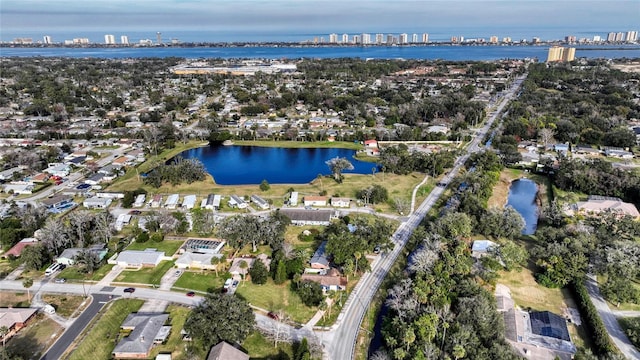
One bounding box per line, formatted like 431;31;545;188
143;157;207;188
379;145;456;175
500;62;639;146
216;211;290;252
184;292;255;351
553;158;640;204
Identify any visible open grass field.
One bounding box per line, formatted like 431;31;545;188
41;294;89;318
242;331;295;359
173;271;227;293
0;291;30;307
115;260;175;285
498;268;574;314
68;299;144;360
6;314;63;360
58;264;114;281
235;278;317;324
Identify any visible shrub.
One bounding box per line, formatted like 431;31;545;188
570;281;616;355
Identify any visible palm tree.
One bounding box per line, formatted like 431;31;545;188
22;278;33;303
353;251;362;277
210;257;220;277
239;260;248;285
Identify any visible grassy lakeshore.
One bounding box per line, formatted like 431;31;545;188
233;140;363;150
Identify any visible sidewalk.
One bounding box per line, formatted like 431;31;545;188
96;265;124;287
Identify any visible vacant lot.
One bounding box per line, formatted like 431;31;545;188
115;260;175;285
42;294;89;318
6;314;63;360
173;271;226;293
0;291;30;307
235;278;317;324
57;264;114;281
68;299;144;360
242;331;294;359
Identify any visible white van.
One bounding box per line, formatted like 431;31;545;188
223;278;233;289
45;263;62;276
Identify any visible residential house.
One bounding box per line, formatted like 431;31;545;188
150;195;163;208
112;313;170;359
133;194;146;208
3;182;35;195
203;194;221;210
98;164;119;176
228;195;247;209
112;156;129;168
289;191;299;206
229;257;255;277
164;194;180;209
301;270;347;292
0;167;23;181
56;244;108;265
180;238;225;255
175;252;219;270
1;238;38;259
574;195;640;219
304;196;327;207
250;195;270;210
604;147;634;159
364;139;378;148
111;249;167;268
182;195;196;209
83;196;112;209
84;173;105;185
471;240;498;259
330;197;350;208
44;163;71;177
206;342;249;360
0;308;38;344
573;144;601;156
30;172;50;183
40;195;73;211
115;214;133;231
553;143;569;156
280;209;333;226
309;241;330;269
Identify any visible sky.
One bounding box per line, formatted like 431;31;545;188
1;0;639;42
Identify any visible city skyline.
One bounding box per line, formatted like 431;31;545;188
1;0;639;43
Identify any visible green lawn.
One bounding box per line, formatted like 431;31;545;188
235;278;317;324
126;240;184;256
173;271;227;293
115;260;175;285
58;264;114;281
68;299;144;360
6;314;63;360
242;331;294;359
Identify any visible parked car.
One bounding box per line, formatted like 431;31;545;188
123;287;135;293
129;210;142;215
54;278;66;283
186;291;195;297
232;280;239;288
223;278;233;289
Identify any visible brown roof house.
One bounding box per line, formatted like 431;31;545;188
0;308;38;343
301;268;347;292
207;341;249;360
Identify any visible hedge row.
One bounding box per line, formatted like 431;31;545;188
570;280;616;355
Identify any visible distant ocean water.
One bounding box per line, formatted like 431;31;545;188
1;44;639;60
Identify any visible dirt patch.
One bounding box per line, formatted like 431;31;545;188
612;63;640;73
488;170;520;208
0;291;30;307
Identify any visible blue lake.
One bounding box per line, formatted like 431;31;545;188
506;178;539;235
175;145;377;185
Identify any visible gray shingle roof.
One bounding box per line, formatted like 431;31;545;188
112;313;169;356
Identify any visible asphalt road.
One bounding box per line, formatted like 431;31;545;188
585;274;640;359
326;73;527;360
40;293;114;360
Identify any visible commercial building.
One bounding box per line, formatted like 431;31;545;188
546;46;575;62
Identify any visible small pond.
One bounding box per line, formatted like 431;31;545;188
174;145;377;185
506;178;539;235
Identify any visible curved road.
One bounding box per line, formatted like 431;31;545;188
326;74;528;360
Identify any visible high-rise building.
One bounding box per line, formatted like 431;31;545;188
342;33;349;44
626;31;638;42
156;32;162;44
329;33;338;43
411;33;418;43
375;33;384;44
615;32;625;41
121;35;129;45
502;37;512;43
104;34;116;44
565;35;576;43
422;33;429;43
532;37;541;44
387;34;396;44
362;33;371;44
593;35;601;42
352;35;361;44
489;36;498;44
399;33;408;44
451;36;458;43
607;32;617;42
73;38;90;44
547;46;575;62
43;35;52;44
